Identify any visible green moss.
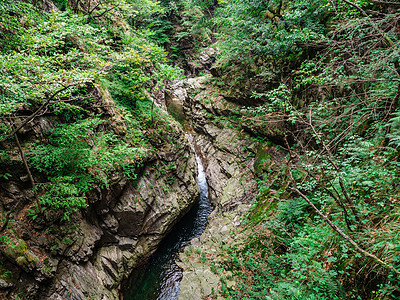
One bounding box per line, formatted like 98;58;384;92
24;251;37;264
15;256;28;267
3;238;28;259
167;101;186;128
254;145;272;176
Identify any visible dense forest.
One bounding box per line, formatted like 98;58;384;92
0;0;400;299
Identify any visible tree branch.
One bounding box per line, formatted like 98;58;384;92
384;60;400;144
308;107;362;224
14;131;35;188
291;187;400;277
0;84;75;143
88;1;102;16
342;0;394;46
306;168;354;231
91;7;116;19
368;0;400;6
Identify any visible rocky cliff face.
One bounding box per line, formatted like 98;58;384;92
42;140;200;299
175;73;290;299
185;78;258;212
169;76;260;299
0;86;200;299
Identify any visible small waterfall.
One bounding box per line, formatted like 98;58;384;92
123;134;211;300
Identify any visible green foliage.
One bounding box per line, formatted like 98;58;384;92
0;7;101;124
0;0;175;124
215;0;328;63
104;63;150;109
29;118;146;220
52;0;69;10
1;0;400;298
235;133;400;298
208;1;400;297
0;0;184;222
0;173;11;180
124;0;172;46
0;1;41;51
38;176;88;219
243;84;299;123
218;224;345;299
387;112;400;147
278;198;308;227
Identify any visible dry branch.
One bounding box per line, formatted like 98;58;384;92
368;0;400;6
14;132;35;188
308;107;362;224
0;84;75;143
291;187;400;277
341;0;395;46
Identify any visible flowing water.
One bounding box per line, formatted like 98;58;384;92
123;137;212;300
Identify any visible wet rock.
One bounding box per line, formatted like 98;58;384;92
199;48;217;69
168;80;188;104
102;214;119;233
46;261;116;300
178;77;260;299
187;77;206;91
1;182;27;209
95;246;125;287
178;263;220;300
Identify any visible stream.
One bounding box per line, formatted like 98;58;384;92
122;135;212;299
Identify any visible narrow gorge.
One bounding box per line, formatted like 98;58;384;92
120;73;264;299
122;132;211;299
1;0;400;299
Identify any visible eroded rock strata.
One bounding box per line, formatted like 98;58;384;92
175;76;261;299
0;89;200;299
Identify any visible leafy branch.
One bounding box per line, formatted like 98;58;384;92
308;106;362;225
341;0;395;46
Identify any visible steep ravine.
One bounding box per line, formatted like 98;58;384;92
0;58;260;300
43;126;202;298
0;87;201;299
122;136;211;299
40;135;201;299
0;2;262;299
162;76;260;299
120;74;260;299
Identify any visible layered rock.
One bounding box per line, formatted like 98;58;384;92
0;88;200;299
176;76;260;298
41;137;200;299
